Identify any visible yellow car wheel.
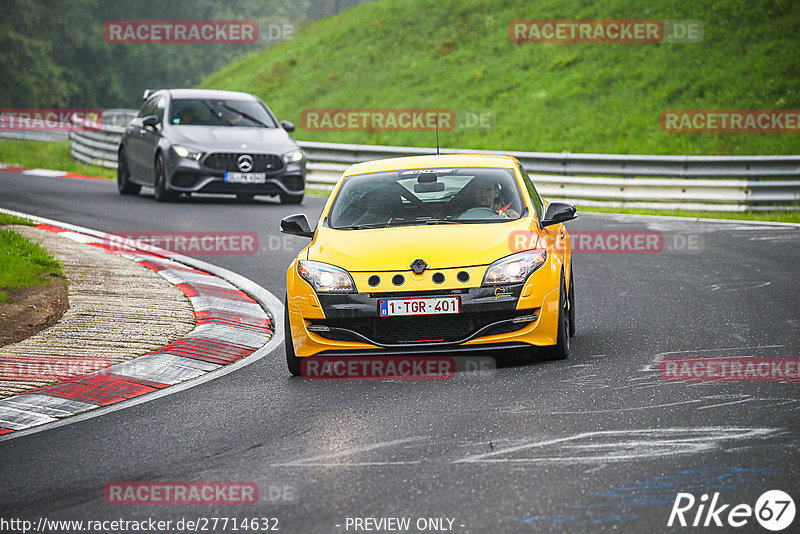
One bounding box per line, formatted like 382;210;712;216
568;265;576;337
284;296;302;376
544;273;569;360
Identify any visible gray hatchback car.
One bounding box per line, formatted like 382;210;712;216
117;88;305;203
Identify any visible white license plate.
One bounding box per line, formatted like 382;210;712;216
379;296;460;317
224;172;266;184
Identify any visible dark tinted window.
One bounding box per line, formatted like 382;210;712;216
329;167;524;229
169;98;277;127
137;96;158;118
153;96;166;124
519;165;544;218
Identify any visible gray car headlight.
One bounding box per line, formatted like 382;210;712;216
282;150;304;165
482;250;547;285
171;144;204;161
298;260;355;293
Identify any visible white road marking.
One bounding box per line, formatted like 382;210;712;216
22;169;67;177
584;464;607;474
640;345;785;372
547;399;704;415
273;437;426;467
453;427;779;464
656;345;783;357
696;398;756;410
705;282;772;292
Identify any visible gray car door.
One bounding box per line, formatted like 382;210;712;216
125;96;158;180
139;96;166;185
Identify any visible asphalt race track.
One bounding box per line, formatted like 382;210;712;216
1;170;799;533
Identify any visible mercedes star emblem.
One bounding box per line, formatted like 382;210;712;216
237;154;254;172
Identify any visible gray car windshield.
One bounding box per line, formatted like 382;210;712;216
328;167;525;229
169;99;277;127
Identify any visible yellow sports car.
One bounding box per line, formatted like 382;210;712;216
280;154;576;376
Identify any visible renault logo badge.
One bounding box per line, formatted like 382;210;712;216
410;259;428;275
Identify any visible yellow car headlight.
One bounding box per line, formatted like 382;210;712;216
298;260;355;293
482;249;547;285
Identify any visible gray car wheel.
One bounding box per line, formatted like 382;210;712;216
153;154;176;202
117;149;141;195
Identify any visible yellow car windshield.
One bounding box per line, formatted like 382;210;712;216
328;167;525;229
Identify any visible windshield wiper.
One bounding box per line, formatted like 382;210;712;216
424;218;458;225
200;100;231;126
335;218;459;230
199;100;231;125
335;222;394;230
221;104;269;127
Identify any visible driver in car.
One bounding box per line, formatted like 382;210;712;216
177;105;197;125
464;178;519;219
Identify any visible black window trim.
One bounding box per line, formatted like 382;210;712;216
518;164;544;220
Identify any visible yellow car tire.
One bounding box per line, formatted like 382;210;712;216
568;265;576;338
284;296;302;376
544;273;569;360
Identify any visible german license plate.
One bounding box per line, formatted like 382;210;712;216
224;172;266;184
379;296;460;317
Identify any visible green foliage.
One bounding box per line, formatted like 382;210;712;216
201;0;800;155
0;213;34;226
0;0;369;108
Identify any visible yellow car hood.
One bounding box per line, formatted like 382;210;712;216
307;221;538;271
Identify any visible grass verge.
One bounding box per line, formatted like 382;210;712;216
0;213;35;226
200;0;800;155
0;139;115;179
0;225;64;302
575;205;800;224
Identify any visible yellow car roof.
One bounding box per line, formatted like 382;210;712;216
343;154;518;176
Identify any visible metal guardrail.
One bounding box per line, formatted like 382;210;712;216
297;142;800;211
0;131;68;141
69;110;134;169
297;140;800;179
67;110;800;211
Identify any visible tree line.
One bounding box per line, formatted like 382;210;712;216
0;0;371;108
